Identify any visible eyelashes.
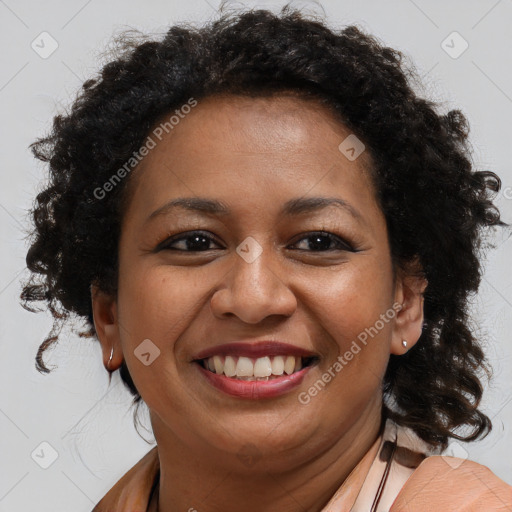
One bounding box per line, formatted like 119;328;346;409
291;231;357;252
154;230;359;253
156;231;220;252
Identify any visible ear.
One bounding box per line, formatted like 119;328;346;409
390;257;428;355
90;283;123;371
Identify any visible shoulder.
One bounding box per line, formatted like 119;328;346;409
91;446;160;512
391;455;512;511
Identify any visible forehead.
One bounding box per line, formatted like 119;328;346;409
122;93;381;226
151;93;370;159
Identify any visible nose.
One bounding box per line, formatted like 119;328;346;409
209;243;297;324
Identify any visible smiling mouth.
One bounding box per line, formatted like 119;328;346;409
196;355;319;381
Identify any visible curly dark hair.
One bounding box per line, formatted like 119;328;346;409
20;4;509;450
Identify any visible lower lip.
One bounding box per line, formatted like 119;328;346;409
195;362;313;399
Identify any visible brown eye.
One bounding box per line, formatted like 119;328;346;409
290;232;357;252
157;231;222;252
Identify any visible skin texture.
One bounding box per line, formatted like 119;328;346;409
91;94;427;512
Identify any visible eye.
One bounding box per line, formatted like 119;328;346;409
289;231;357;252
157;231;223;252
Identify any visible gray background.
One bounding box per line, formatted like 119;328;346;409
1;0;511;510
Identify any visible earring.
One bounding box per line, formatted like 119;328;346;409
106;346;114;371
401;340;408;348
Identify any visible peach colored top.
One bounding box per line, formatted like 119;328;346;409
92;419;512;511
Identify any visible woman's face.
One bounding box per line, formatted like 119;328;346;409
93;93;424;470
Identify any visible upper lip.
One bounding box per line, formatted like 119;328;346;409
192;340;318;360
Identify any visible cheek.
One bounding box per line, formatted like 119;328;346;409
118;265;203;340
305;279;393;429
311;260;393;338
305;259;394;399
115;267;203;411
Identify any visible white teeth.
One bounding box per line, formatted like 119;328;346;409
253;356;272;377
284;355;296;375
213;355;223;375
236;356;254;377
271;355;285;375
224;356;237;377
204;355;306;378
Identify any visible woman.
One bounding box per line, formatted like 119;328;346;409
21;5;512;511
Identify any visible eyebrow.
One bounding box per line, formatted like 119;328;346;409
145;196;365;224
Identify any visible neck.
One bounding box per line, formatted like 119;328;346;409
152;398;384;512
